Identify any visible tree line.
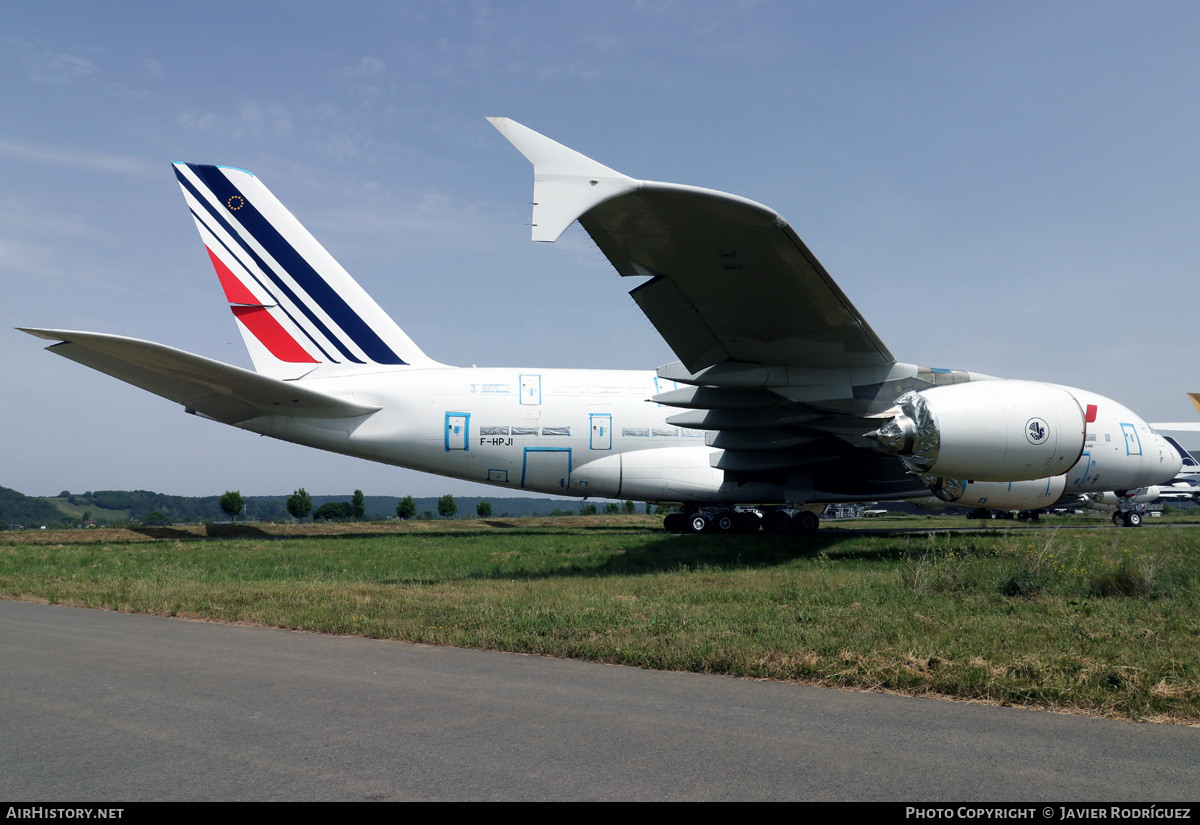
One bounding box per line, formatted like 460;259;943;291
2;484;666;528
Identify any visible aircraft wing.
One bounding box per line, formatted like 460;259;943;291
21;328;380;425
1149;393;1200;432
489;117;894;375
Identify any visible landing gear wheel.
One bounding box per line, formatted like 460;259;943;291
796;511;820;534
1125;511;1142;528
741;513;761;533
688;513;708;534
716;513;736;532
663;513;684;534
765;510;792;534
1113;512;1126;527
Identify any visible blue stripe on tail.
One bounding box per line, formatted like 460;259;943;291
180;164;406;366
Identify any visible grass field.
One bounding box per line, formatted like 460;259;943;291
2;515;1198;723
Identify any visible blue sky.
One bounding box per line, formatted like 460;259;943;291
4;1;1200;497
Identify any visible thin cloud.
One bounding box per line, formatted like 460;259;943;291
0;237;65;279
339;56;385;80
177;100;294;140
139;57;164;79
0;139;157;177
24;48;97;83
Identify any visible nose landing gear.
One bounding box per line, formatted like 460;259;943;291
1113;509;1144;528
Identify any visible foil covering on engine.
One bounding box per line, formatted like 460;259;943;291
926;476;965;503
895;392;940;473
873;415;913;455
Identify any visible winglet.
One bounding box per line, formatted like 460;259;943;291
487;117;640;242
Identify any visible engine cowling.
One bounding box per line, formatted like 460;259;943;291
870;381;1086;482
924;475;1068;510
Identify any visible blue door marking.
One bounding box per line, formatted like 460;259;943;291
590;413;612;450
444;412;470;451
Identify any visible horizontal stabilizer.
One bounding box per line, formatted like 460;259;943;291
21;328;380;425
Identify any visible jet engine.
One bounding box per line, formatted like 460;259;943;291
923;475;1068;511
869;381;1086;482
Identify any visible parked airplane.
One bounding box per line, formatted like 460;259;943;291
1138;435;1200;505
914;482;1163;527
1147;398;1200;506
22;118;1182;533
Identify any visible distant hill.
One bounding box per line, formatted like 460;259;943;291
0;486;71;528
42;490;282;524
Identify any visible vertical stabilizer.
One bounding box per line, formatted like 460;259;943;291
174;162;439;378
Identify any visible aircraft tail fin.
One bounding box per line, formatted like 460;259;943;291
1188;392;1200;417
173;162;439;379
1162;435;1199;468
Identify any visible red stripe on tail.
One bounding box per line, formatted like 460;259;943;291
231;306;318;363
206;246;261;306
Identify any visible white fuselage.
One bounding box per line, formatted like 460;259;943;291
235;366;757;503
228;365;1181;507
1059;385;1179;494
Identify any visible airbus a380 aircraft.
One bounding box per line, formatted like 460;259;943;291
23;119;1181;533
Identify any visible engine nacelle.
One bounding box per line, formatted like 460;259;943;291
870;381;1086;482
924;475;1068;511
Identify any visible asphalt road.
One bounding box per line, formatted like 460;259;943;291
1;599;1197;801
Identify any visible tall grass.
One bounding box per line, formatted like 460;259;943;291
1;521;1197;721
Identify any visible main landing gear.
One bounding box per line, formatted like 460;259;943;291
966;509;1013;520
664;507;821;535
